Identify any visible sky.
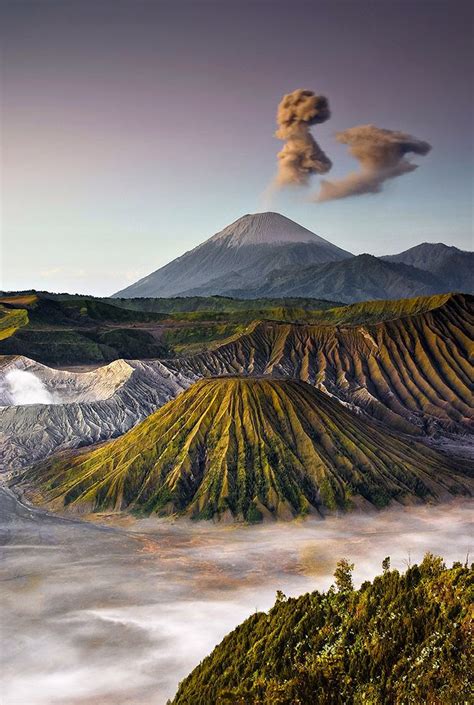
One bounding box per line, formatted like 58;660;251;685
1;0;472;296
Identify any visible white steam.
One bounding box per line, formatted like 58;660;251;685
4;370;54;405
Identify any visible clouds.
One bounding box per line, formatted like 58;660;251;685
270;90;431;203
317;125;432;202
274;89;332;187
3;491;472;705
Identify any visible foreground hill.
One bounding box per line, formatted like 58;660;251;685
172;556;473;704
113;212;352;298
22;378;471;520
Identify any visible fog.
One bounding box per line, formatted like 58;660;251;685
1;370;54;406
1;489;472;705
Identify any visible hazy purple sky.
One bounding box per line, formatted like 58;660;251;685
1;0;472;295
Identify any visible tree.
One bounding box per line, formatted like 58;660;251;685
334;558;354;593
382;556;391;574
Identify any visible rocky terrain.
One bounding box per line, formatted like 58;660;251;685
167;293;474;436
0;356;192;470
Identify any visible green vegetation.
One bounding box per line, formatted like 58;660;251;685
299;292;455;326
24;378;471;520
0;325;169;364
0;291;464;363
172;555;473;705
0;294;169;363
106;295;343;314
0;292;343;362
0;304;29;340
161;321;251;354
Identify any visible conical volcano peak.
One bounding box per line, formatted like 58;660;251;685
113;211;351;298
209;211;331;248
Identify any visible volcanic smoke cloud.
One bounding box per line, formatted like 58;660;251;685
4;369;53;405
317;124;431;202
274;89;332;187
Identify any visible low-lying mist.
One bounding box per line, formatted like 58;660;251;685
1;494;472;705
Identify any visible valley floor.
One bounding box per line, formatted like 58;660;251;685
1;487;472;705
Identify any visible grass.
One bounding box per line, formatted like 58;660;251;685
0;291;462;362
0;305;29;340
297;293;454;326
0;293;343;361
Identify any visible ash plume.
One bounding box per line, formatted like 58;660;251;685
317;124;431;202
274;89;332;188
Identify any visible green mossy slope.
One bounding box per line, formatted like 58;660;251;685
25;378;471;520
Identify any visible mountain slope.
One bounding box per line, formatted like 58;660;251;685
172;558;473;705
2;294;472;471
382;243;473;295
219;254;469;302
168;293;474;435
0;356;191;470
431;250;474;292
0;292;342;363
22;378;471;520
382;242;466;270
113;212;352;298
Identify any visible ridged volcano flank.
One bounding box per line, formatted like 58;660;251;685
27;378;471;521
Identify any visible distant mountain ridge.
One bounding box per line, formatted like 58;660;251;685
382;242;467;270
114;213;472;302
203;254;447;302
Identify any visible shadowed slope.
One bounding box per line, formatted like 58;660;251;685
382;242;467;270
24;378;471;521
213;253;453;302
